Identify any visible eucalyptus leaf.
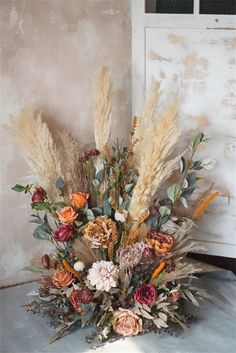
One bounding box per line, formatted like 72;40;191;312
103;199;112;217
125;184;133;193
190;132;204;153
96;169;104;182
181;187;196;199
86;209;95;221
92;207;103;215
55;176;64;191
180;157;185;173
167;184;181;203
186;172;196;187
147;215;158;230
200;158;216;170
33;220;52;240
12;184;26;192
180;197;188;208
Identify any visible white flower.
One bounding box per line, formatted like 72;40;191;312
115;210;128;223
87;260;119;292
73;261;85;272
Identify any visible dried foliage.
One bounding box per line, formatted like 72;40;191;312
94;66;113;155
10;107;61;198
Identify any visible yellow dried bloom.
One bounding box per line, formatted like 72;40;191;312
84;215;118;249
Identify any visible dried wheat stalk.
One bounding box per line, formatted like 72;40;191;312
94;66;113;155
129;88;181;220
10;107;61;198
73;238;101;266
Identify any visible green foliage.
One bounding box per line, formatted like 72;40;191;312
55;176;64;191
167;184;181;203
33;215;52;240
12;184;33;193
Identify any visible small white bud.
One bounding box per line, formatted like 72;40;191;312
73;261;85;272
115;210;128;223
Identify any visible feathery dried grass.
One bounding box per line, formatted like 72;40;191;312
94;66;113;154
73;238;101;266
129;86;181;220
59;131;86;194
10;107;61;198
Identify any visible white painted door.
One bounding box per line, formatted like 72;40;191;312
145;28;236;258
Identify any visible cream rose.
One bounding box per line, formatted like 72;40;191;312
113;308;142;337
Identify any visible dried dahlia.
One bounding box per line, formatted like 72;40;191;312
146;231;174;255
69;291;84;315
117;242;152;269
84;215;118;249
87;260;119;292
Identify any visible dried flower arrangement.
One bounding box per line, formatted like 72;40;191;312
11;66;218;347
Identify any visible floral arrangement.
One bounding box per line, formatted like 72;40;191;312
11;67;218;346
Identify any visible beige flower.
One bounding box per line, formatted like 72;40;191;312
84;215;117;249
113;308;142;337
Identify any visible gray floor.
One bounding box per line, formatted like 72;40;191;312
0;271;235;353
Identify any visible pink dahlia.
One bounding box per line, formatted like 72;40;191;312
87;260;119;292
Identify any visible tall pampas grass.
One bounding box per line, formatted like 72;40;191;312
10;107;61;198
129;85;181;220
94;66;113;155
59;131;86;194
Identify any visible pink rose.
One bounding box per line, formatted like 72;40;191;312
134;284;157;305
32;187;46;203
113;308;142;337
52;224;72;242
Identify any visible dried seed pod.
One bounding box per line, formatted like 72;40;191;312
41;254;50;269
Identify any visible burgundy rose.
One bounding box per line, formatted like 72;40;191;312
52;224;72;242
32;187;46;203
134;284;157;305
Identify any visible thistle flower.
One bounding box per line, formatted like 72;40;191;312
87;260;119;292
117;242;152;269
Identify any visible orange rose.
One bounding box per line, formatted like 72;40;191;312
70;192;89;208
146;231;174;255
113;308;142;337
52;268;74;288
57;206;78;224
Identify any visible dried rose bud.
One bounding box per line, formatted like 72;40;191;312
41;254;50;269
32;186;46;203
69;291;84;315
142;246;154;260
168;290;181;304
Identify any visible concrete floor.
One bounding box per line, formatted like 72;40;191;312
0;271;235;353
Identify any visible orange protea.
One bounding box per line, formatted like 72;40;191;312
84;215;118;249
52;268;74;288
57;206;78;224
70;192;89;209
146;231;174;255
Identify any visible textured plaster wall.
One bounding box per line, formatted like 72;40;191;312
0;0;131;286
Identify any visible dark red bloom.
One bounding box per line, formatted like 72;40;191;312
165;259;176;273
52;224;72;242
32;187;46;203
77;287;93;304
41;254;50;269
134;284;157;305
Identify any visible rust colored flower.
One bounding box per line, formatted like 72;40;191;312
168;290;181;304
77;287;93;304
70;192;89;209
84;215;118;249
69;291;84;315
32;186;46;203
146;231;174;255
52;268;74;288
113;308;142;337
57;206;78;224
134;284;157;305
52;224;72;242
165;259;176;273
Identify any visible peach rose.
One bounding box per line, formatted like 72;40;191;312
52;268;74;288
146;231;174;255
57;206;78;224
70;192;89;208
113;308;142;337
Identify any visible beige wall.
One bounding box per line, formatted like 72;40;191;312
0;0;131;286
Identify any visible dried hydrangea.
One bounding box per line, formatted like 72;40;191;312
117;242;152;269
